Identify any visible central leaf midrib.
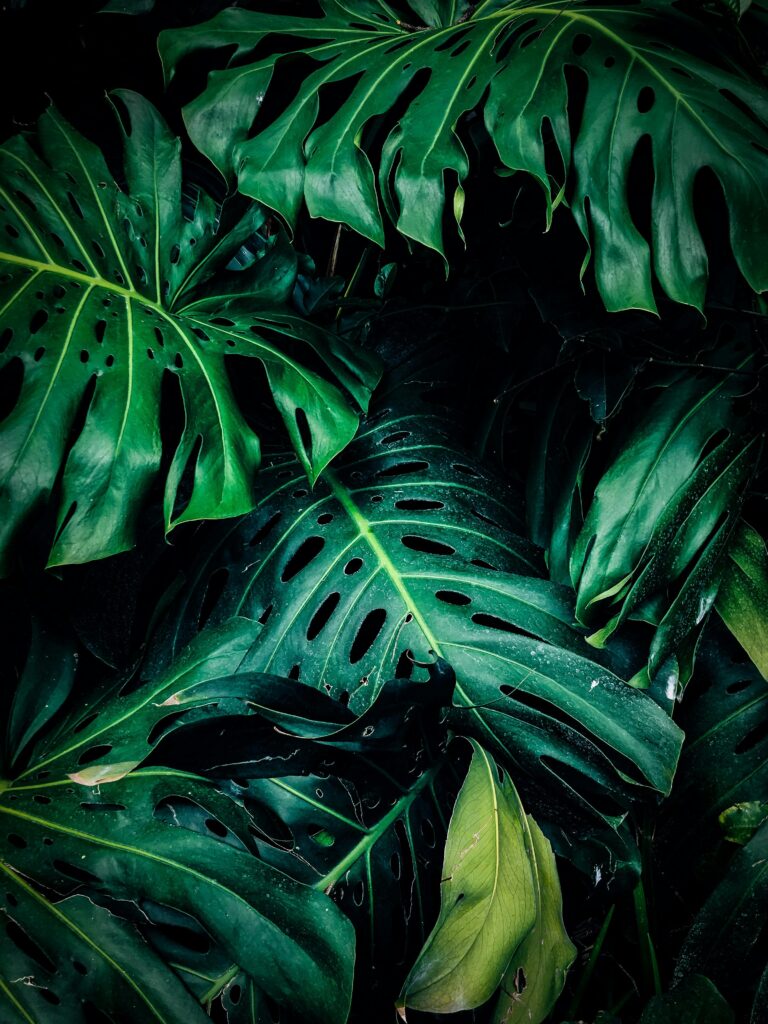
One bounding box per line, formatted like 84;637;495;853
323;470;510;747
0;860;174;1024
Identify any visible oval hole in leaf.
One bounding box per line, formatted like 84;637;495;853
395;498;445;511
77;743;113;765
350;609;387;664
282;536;325;582
401;535;455;556
436;590;471;606
307;592;341;641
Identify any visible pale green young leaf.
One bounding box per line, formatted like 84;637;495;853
715;520;768;679
491;816;576;1024
398;740;537;1013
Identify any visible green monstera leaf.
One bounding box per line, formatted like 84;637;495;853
160;0;768;312
568;358;761;683
149;658;460;1012
0;618;356;1024
0;90;379;572
153;378;683;855
658;626;768;870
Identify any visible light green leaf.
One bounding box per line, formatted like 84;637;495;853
716;520;768;679
398;741;537;1013
492;816;576;1024
0;92;378;571
719;801;768;845
161;0;768;311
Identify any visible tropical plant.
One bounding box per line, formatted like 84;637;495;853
1;0;767;1022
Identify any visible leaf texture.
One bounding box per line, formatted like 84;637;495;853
161;0;768;311
0;91;378;571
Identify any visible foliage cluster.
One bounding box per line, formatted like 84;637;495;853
0;1;767;1023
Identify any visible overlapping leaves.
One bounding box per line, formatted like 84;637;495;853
0;91;379;572
556;355;761;682
155;380;684;853
0;618;356;1024
161;0;768;312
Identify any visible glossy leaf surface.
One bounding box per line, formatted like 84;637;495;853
155;381;684;843
639;975;734;1024
569;363;760;676
491;815;576;1024
161;0;768;311
0;91;378;571
0;620;355;1024
159;660;459;1007
716;520;768;679
398;741;537;1013
674;822;768;1010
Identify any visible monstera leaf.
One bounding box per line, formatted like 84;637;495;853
658;626;768;870
154;379;683;852
0;90;379;572
160;0;768;312
568;358;761;682
0;618;356;1024
148;658;459;1013
674;822;768;1016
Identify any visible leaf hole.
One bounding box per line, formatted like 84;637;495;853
77;744;113;766
29;309;48;335
401;535;455;556
249;511;282;547
281;536;325;582
395;498;445;511
436;590;471;606
307;592;341;641
734;718;768;755
726;678;752;694
637;85;655;113
344;557;363;575
572;32;591;55
350;608;387;664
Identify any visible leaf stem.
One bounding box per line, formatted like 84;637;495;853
633;878;662;997
566;903;615;1018
201;963;239;1008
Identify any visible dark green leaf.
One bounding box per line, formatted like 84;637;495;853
154;381;683;845
658;627;768;864
0;622;356;1024
161;1;768;311
639;975;734;1024
674;823;768;1007
0;92;379;571
569;363;760;678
